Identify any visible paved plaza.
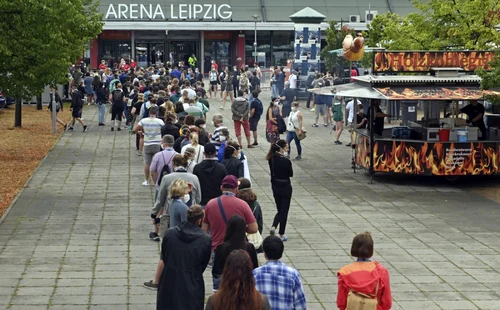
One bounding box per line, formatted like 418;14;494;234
1;91;500;309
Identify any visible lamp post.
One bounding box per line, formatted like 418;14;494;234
253;15;259;65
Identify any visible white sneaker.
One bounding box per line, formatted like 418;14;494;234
142;180;149;186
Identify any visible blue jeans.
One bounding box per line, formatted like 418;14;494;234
286;131;302;156
98;103;106;124
272;84;279;98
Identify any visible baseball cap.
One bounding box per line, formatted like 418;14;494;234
221;175;238;189
204;143;217;155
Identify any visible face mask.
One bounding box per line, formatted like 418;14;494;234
292;107;298;112
200;124;206;129
274;101;279;106
182;194;191;203
220;136;226;142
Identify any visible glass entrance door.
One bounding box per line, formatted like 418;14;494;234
135;41;166;67
168;41;197;68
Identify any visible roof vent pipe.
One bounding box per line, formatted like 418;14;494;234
261;0;267;22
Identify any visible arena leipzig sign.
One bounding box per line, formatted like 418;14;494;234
105;4;232;20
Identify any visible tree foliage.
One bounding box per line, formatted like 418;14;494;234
0;0;103;100
478;50;500;105
367;0;500;50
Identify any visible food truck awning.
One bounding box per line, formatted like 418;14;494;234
308;83;387;100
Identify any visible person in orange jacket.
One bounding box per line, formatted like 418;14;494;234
337;232;392;310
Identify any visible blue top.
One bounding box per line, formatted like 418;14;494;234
169;199;188;228
217;141;226;163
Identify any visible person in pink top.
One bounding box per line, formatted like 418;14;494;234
202;175;258;252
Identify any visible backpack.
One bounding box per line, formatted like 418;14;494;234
346;281;379;310
112;90;124;105
253;99;263;118
157;153;175;186
143;102;151;118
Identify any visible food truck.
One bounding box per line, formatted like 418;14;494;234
310;50;500;179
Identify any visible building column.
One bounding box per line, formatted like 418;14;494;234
90;38;98;69
200;31;205;74
237;33;245;69
131;30;135;60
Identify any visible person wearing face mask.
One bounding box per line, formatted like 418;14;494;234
168;179;192;228
217;129;231;163
222;141;244;178
211;114;227;149
286;102;303;160
151;154;202;240
195;118;210;145
265;98;282;144
266;139;293;241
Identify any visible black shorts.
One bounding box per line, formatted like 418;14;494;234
220;82;227;92
111;108;124;121
250;118;260;131
72;108;82;118
210;81;218;86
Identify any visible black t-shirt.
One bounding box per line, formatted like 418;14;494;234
282;88;295;105
356;114;367;129
250;100;260;120
461;103;485;126
133;101;143;115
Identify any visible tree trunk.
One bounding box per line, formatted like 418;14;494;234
15;98;22;127
36;95;42;110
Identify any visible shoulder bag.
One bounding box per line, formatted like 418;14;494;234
218;197;262;249
290;111;307;140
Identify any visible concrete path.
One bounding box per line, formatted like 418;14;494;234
2;91;500;309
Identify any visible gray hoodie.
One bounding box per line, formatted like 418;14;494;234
231;96;250;121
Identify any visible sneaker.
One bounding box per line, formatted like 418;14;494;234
149;232;160;242
143;280;158;290
324;124;328;127
337;141;343;145
310;108;315;112
252;142;259;146
346;142;352;147
68;127;74;131
294;156;301;161
312;124;319;128
137;150;143;156
142;180;150;186
111;127;114;131
83;125;89;132
98;123;105;126
270;227;276;236
117;128;121;131
280;235;289;242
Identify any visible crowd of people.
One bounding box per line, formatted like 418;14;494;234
60;59;392;309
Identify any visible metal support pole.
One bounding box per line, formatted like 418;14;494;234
14;98;22;127
52;97;57;135
253;15;259;65
200;31;205;75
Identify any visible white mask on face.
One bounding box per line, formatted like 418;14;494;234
220;136;226;142
200;124;206;129
274;101;279;106
292;107;298;112
183;194;191;203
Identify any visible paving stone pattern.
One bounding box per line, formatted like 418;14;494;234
1;90;500;309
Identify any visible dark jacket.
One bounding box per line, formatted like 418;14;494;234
212;242;258;280
157;222;212;310
193;159;228;205
198;129;210;146
161;123;180;140
71;89;84;109
221;157;244;178
249;200;263;235
268;154;293;187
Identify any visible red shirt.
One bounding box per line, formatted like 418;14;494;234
337;261;392;310
130;62;137;69
212;63;218;71
350;69;358;82
99;64;107;70
203;194;256;251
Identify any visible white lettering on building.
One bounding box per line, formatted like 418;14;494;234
105;4;232;20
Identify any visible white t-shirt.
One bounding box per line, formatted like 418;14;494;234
182;88;197;99
346;99;361;123
138;117;164;146
289;74;297;89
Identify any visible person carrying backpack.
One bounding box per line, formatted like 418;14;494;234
249;90;263;146
110;83;125;131
337;232;392;310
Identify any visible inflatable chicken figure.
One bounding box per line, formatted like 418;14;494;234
342;33;365;61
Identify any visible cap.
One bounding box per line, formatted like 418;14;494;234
221;175;238;189
204;143;217;155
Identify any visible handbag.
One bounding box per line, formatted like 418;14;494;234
290;112;307;140
277;116;286;134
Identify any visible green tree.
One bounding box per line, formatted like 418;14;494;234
0;0;103;126
367;0;500;50
478;50;500;107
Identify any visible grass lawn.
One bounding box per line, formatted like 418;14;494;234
0;104;71;218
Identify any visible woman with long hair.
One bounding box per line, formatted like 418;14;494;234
181;132;205;164
221;141;244;178
184;147;197;173
237;178;263;235
209;66;218;99
265;98;282;144
207;250;270;309
211;215;258;291
266;139;293;241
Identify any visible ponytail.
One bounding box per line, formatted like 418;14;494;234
265;139;287;161
190;132;199;147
